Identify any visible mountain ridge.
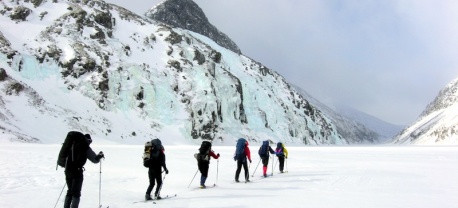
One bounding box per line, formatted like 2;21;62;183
145;0;241;54
293;85;380;144
0;0;346;145
393;77;458;144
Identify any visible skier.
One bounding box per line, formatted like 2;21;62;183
275;142;288;173
196;141;220;188
60;133;104;208
145;139;169;200
234;138;252;182
258;140;275;177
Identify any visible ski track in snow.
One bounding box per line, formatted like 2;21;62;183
0;144;457;208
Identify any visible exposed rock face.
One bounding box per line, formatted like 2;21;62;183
145;0;241;54
0;0;347;145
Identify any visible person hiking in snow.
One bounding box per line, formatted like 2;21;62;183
58;132;104;208
145;139;169;200
275;142;288;173
258;140;275;177
234;138;252;182
195;141;220;188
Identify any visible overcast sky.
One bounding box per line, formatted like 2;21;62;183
104;0;458;125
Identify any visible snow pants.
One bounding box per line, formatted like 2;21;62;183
278;156;285;172
235;160;249;181
261;156;270;167
261;156;270;175
64;169;84;208
146;168;163;196
198;161;210;186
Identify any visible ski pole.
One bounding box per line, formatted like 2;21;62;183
188;169;199;188
286;157;288;173
271;155;274;176
245;161;251;181
99;160;102;208
272;158;279;176
215;159;219;186
53;182;66;208
157;172;167;198
251;159;261;177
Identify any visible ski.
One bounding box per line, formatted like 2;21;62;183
196;184;216;189
156;194;178;200
133;194;177;204
133;199;156;204
232;178;257;183
250;175;271;182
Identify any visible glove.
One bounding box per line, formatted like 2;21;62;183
249;159;252;163
96;151;105;160
217;153;220;157
165;169;169;174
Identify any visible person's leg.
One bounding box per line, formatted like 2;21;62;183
200;163;209;187
64;175;73;208
154;171;163;198
69;177;83;208
262;157;269;176
145;169;155;200
279;157;285;172
65;170;83;208
235;161;242;182
243;161;249;181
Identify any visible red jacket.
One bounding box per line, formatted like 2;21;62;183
245;145;251;161
209;150;220;159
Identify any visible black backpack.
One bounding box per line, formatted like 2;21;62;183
57;131;89;169
194;141;212;161
258;140;269;157
234;138;246;161
143;138;163;167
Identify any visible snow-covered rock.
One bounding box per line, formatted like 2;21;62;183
0;0;346;145
393;77;458;144
145;0;241;54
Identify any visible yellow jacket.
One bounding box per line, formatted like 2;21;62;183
282;143;288;158
275;143;288;158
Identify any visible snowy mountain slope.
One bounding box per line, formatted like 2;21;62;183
0;0;346;145
293;85;380;144
145;0;241;54
392;77;458;144
334;105;405;142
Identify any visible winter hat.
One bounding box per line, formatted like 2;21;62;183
85;134;92;144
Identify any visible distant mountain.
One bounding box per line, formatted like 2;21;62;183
393;78;458;144
293;86;380;144
334;105;405;143
145;0;241;54
0;0;345;145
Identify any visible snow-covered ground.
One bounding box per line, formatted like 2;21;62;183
1;144;457;208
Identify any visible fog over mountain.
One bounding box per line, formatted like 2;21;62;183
293;85;381;144
334;105;405;143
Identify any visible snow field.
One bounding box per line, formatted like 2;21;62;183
0;144;457;208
